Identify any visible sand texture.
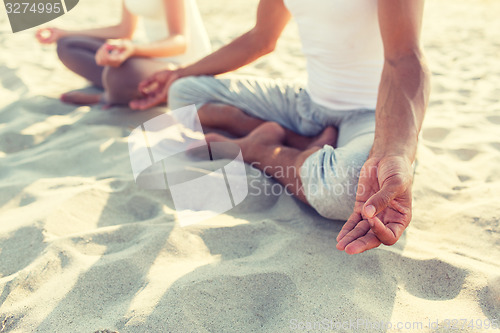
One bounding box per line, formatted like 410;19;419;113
1;0;499;332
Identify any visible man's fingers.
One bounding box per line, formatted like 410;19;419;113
130;85;163;110
344;233;382;255
363;178;403;218
138;77;158;94
336;213;362;242
129;93;164;110
364;190;393;218
336;219;371;251
130;98;152;110
146;93;166;108
368;217;404;246
130;97;153;110
129;99;143;110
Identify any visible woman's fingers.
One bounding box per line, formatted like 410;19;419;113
108;51;127;67
95;43;123;66
36;28;54;43
96;46;119;66
95;46;106;65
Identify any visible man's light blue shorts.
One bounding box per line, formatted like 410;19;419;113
169;76;376;221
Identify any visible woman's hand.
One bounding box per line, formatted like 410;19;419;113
95;39;136;67
35;27;67;44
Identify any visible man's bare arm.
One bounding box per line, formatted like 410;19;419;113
177;0;291;78
130;0;291;110
372;0;431;162
336;0;431;254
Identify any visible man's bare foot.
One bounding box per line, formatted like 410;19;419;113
283;125;338;150
197;103;266;137
204;122;286;162
306;126;338;149
60;91;103;105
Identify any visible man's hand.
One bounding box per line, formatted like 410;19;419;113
336;155;413;254
129;69;179;110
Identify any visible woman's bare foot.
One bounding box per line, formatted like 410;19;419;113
60;91;103;105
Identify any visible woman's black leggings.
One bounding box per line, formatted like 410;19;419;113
56;36;171;105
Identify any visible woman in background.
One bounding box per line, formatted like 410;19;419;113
36;0;210;107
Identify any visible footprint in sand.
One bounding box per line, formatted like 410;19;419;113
479;276;500;321
0;226;47;278
450;148;480;161
397;258;467;300
457;174;472;182
486;115;500;125
0;65;29;94
0;132;35;154
24;96;77;116
0;314;22;333
200;222;278;260
171;272;298;330
19;193;36;207
489;142;500;152
422;127;451;142
124;195;162;221
107;179;129;192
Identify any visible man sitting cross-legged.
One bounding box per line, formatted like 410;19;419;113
130;0;431;254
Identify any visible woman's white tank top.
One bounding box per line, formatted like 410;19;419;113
124;0;211;65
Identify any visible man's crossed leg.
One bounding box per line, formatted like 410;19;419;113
169;75;376;221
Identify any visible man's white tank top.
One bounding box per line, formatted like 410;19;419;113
124;0;211;65
284;0;384;111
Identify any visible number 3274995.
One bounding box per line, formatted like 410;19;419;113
5;2;62;14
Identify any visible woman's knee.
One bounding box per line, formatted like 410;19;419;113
56;37;74;62
102;66;139;104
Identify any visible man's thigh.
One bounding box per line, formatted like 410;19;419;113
168;75;318;135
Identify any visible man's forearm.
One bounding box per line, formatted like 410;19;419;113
371;51;431;162
175;30;274;79
175;0;290;79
